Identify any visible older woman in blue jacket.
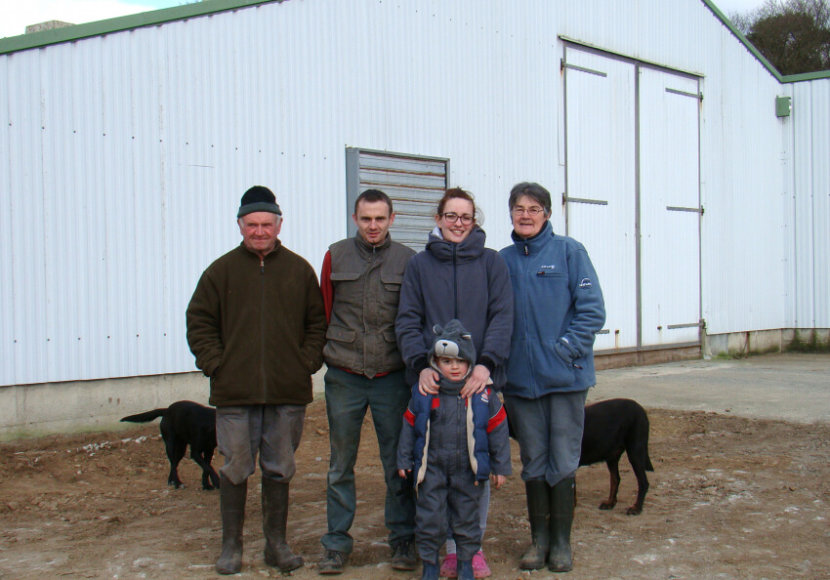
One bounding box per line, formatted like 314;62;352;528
499;182;605;573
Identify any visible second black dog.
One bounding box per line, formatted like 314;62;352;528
580;398;654;515
121;400;220;490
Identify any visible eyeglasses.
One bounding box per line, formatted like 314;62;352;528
511;206;545;217
442;212;474;225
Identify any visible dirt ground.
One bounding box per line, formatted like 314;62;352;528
1;397;828;580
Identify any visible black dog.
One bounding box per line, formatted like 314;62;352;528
580;398;654;515
121;400;220;490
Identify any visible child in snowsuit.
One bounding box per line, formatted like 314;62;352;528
397;319;511;580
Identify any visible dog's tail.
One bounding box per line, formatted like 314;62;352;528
120;409;167;423
636;407;655;472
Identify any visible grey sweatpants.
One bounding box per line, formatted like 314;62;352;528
504;390;587;486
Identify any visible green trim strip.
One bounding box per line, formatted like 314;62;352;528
1;0;827;82
0;0;278;56
561;35;704;78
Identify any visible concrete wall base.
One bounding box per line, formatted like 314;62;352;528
596;344;701;370
0;373;210;442
0;369;326;442
704;328;830;358
3;330;827;441
595;328;830;370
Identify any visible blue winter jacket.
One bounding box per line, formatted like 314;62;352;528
397;379;511;485
499;221;606;398
395;226;513;387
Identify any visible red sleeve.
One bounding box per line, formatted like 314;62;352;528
320;250;334;323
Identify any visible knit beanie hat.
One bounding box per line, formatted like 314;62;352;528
429;319;476;378
238;185;282;218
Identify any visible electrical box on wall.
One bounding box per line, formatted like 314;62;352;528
776;96;792;117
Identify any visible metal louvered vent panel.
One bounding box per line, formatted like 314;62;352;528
346;148;449;251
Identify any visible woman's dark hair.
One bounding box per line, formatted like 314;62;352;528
508;182;552;216
436;187;476;218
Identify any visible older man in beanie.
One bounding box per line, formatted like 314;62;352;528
186;185;327;575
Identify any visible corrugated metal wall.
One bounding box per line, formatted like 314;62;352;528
0;0;828;387
792;78;830;329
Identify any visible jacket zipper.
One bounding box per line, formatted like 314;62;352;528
452;244;458;318
260;257;267;397
522;243;538;397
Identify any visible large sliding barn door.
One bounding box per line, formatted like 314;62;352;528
564;44;702;352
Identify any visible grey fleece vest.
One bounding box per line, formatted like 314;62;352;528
323;235;415;377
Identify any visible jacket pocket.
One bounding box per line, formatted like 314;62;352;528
380;272;404;291
538;338;576;387
326;325;356;343
330;271;360;284
380;273;404;307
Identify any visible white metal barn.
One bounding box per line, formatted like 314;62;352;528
1;0;828;438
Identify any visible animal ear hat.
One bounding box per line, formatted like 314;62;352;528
429;319;476;378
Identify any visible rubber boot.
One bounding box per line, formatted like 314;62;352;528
519;480;550;570
457;559;474;580
262;477;304;572
548;476;575;573
216;474;247;575
422;560;440;580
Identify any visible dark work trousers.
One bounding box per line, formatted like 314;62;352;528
322;367;415;554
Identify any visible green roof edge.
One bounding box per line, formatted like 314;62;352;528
1;0;827;83
702;0;830;83
0;0;278;56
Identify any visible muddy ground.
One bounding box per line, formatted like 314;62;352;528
1;397;828;579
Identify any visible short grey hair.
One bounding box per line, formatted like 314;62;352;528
508;182;552;216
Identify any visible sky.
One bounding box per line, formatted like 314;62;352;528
1;0;184;39
1;0;766;40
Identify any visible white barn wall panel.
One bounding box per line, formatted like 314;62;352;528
0;0;828;391
793;79;830;329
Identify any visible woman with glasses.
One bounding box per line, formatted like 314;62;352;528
499;182;605;573
395;187;513;579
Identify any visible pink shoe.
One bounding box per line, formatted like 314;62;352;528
471;551;491;578
440;553;458;578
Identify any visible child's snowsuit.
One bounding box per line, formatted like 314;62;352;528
396;320;511;564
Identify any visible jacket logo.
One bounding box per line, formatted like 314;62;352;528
579;277;593;289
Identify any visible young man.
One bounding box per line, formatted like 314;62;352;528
186;185;327;575
318;190;417;574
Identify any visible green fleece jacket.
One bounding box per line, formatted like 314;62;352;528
186;242;327;406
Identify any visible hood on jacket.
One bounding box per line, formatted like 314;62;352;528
426;226;487;263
